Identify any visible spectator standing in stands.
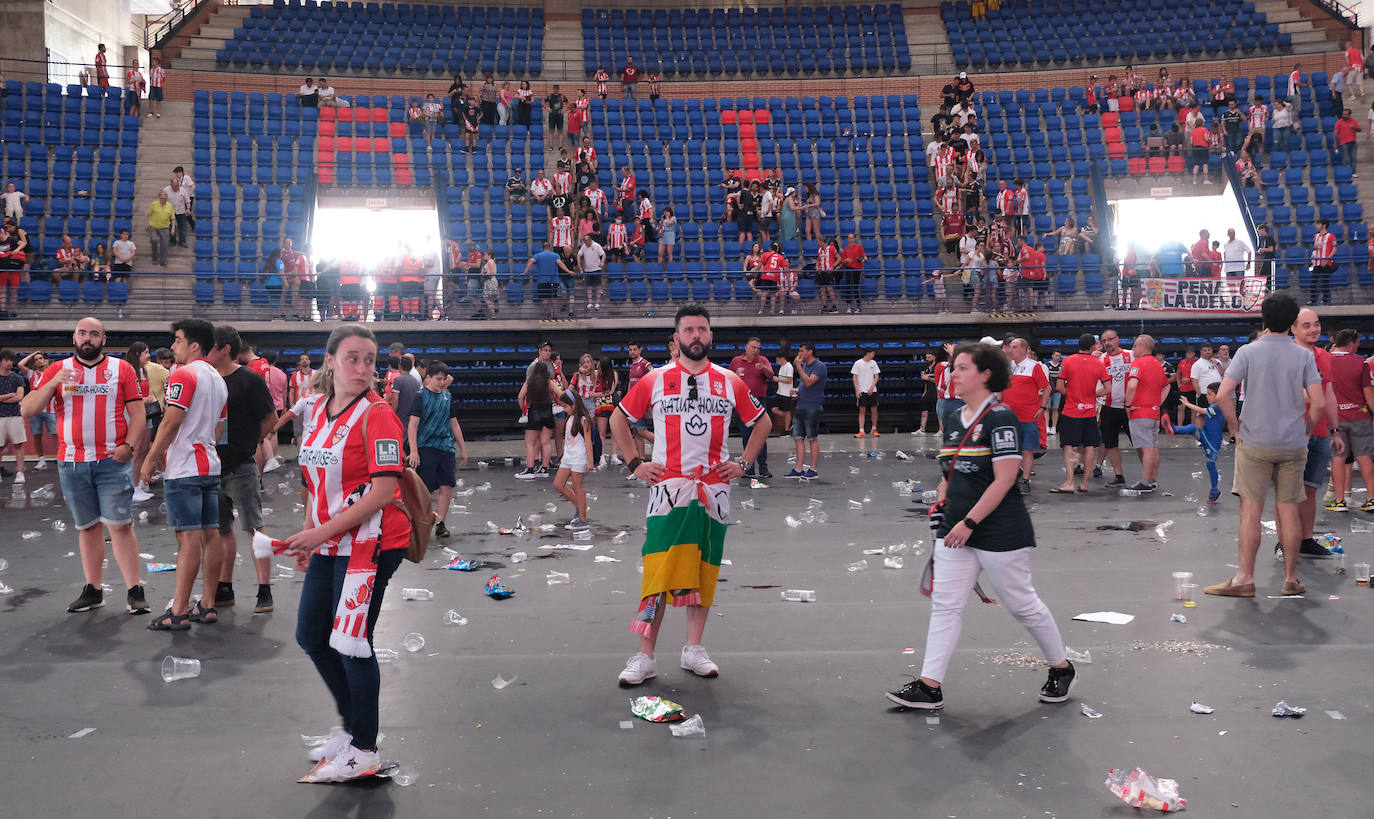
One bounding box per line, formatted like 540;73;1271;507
730;339;774;479
543;85;566;147
802;183;823;243
1287;64;1305;107
1254;223;1276;283
1310;219;1337;305
1271;99;1293;152
146;191;173;267
516;80;534;128
1221;99;1244;154
496;81;512;126
460;95;480;152
1018;238;1048;311
1331;69;1347;117
621;56;638;99
479;75;499;126
447;75;465;123
577;234;606;312
1335;108;1361;175
594;66;610;101
2;183;28;220
656;206;676;263
1221;228;1251;277
95;43;109;89
162;177;192;247
646;70;661;102
786;343;826;480
1345;40;1365;98
1188;118;1212;183
298;77;318;108
148;57;164;117
840;233;867;314
851;349;881;438
124;58;145;117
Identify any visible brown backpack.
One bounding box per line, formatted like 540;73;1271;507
361;403;435;564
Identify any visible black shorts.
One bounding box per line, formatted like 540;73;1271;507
416;446;456;491
583;271;603;287
815;270;835;287
1195;391;1211;410
535;281;560;300
736;214;758;233
526;404;556;430
1058;415;1102;448
1098;405;1131;449
944;239;959;254
857;393;879;408
149;87;163;101
548;113;564;129
772;394;796;411
756;278;777;291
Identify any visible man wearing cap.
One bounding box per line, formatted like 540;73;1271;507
955;71;975;105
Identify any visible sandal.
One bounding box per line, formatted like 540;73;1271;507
189;601;218;625
147;608;191;631
1048;487;1075;494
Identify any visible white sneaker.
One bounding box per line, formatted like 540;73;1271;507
132;485;155;504
1047;427;1056;436
263;458;283;473
617;651;657;686
610;454;624;465
306;726;353;762
302;744;380;782
13;472;24;484
680;644;719;677
34;458;47;471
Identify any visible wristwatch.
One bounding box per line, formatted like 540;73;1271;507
962;517;980;531
627;457;645;472
735;457;753;472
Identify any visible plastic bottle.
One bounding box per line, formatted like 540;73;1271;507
401;588;434;601
780;589;817;602
1119;488;1142;497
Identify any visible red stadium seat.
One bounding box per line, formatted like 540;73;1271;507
320;107;336;122
1116;96;1134;111
319;121;335;137
335;136;354;152
721;110;737;125
372;137;388;152
1128;157;1147;174
737;110;755;124
355;107;371;123
1147;157;1166;173
1101;112;1119;127
389;121;406;138
1166;156;1185;173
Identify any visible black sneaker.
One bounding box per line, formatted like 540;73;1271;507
435;521;451;539
514;467;538;480
1105;475;1126;487
1091;465;1103;479
1073;464;1084;476
1299;538;1333;558
534;465;551;478
1127;482;1156;492
215;581;235;609
126;584;149;614
68;583;105;613
1017;477;1031;495
758;468;773;479
1039;662;1076;703
886;678;944;710
254;586;274;613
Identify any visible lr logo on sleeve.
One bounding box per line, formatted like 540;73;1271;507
992;428;1016;452
375;439;401;466
167;382;183;402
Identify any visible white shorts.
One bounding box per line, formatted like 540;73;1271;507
561;451;588;474
0;416;28;447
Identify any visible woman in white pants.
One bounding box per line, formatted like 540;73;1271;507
887;342;1076;711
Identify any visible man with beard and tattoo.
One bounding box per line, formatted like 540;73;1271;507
22;317;148;614
609;304;771;687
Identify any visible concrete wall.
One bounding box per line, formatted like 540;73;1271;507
45;0;136;84
0;2;49;82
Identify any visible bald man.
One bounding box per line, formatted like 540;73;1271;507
22;317;148;614
1002;337;1050;493
1123;335;1171;490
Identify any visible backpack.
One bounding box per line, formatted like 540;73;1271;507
361;402;434;564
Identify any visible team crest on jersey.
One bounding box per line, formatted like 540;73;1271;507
711;380;724;396
167;382;183;402
684;414;708;436
375;439;401;466
971;424;983;439
329;424;352;447
993;428;1016;450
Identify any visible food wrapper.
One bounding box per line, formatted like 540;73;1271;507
1272;700;1306;717
484;574;515;599
1190;702;1214;714
444;555;482;571
629;696;685;723
251;531;291;559
146;562;177;573
1105;766;1186;812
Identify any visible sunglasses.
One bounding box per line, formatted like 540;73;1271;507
687;375;699;401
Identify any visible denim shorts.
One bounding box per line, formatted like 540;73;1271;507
58;457;135;530
1019;420;1041;452
28;412;56;436
164;474;221;532
792;407;822;440
1303;434;1333;489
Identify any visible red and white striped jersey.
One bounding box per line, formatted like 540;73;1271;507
936;186;958;213
934;153;956;181
1313;231;1337;264
618;360;764;481
578;146;598;166
553;171;571;194
164;359;227;479
585;187;606;215
551;216;573;247
1248;104;1269;129
996;188;1016;216
647;77;661;96
638;197;654;220
1101;350;1134;408
295;393;408;556
382;369;401;398
934;360;957;399
818;244;839;269
150;65;164;87
38;356;141;462
27;369;56;414
607;221;628;249
594;70;609;95
247;356;271;381
126;69;144;92
290;368;315;402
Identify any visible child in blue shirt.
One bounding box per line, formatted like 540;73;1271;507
1170;383;1226;503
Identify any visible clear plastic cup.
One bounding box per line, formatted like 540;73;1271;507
402;633;425;652
1180;583;1198;607
161;655;201;682
1355;563;1371;586
1172;571;1194;600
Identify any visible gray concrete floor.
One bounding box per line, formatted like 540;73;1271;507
0;433;1369;817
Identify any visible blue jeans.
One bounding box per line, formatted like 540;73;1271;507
1272;127;1290;152
936;397;965;428
1340;141;1357;169
739;416;769;474
58;457;134;530
296;549;405;752
792;407;822;440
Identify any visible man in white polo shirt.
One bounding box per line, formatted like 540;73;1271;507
1221;228;1251;278
851;348;881;437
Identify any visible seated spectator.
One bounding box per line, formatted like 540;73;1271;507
1235;151;1257;187
1146;125;1165;158
1044;216;1079;255
1175;79;1197;109
529;170;553;206
88;242;112;282
54;234;87;280
2;183;29;220
317;78;337;107
406;97;425;127
505;169;528;203
1164;122;1185;157
298;77;318;108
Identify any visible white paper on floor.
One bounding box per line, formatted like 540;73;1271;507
539;543;594;551
1072;611;1135;625
68;728;96;739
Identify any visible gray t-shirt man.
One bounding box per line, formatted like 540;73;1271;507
390;370;420;423
796;359;828;411
1223;333;1320;449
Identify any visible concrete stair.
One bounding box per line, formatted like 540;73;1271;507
1253;0;1333;51
542;16;584;82
167;5;251;72
905;11;956;77
133;100;196;289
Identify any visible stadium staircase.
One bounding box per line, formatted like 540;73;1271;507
163;5;253;73
542;11;584;82
905;8;957;76
134;100;196;292
1252;0;1337;51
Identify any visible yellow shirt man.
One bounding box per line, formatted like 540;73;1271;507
146;198;174;230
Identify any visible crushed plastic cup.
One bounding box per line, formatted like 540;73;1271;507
1104;767;1186;812
402;633;426;653
612;531;630;544
546;570;571;585
1191;471;1205;481
895;450;911;461
862;495;873;504
573;530;592;541
799;511;817;524
401;588;434;601
22;531;40;540
510;552;528;563
785;515;802;528
486;520;500;531
1120;488;1142;497
0;558;7;572
887;542;910;556
1196;506;1210;517
476;482;491;491
51;520;67;532
1064;646;1092;664
848;500;864;509
1154;520;1176;542
491;674;517;690
1190;702;1214;714
670;713;706;737
442;610;468;626
1272;700;1306;718
0;582;11;595
1183;493;1199;504
849;466;861;475
160;656;201;683
1080;703;1103;719
740;499;757;510
814;510;829;523
374;648;399;663
780;589;817;602
1171;571;1194;600
544;502;558;513
807;498;824;509
846;560;869;572
1170;613;1188;623
390;766;418;786
921;490;939;504
883;556;905;569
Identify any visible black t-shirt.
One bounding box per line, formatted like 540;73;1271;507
956;80;974;101
941;84;957;106
1221;108;1243;134
936;397;1034;551
1256;234;1276;261
0;371;25;417
545;94;565;114
738;190;757;217
217;366;275;472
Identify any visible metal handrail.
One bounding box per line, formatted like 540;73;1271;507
1308;0;1359;28
144;0;218;52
